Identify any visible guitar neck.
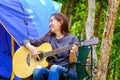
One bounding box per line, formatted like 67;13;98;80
42;37;99;58
43;45;73;57
43;42;83;57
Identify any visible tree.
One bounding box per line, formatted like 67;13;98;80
96;0;120;80
85;0;98;79
94;1;102;37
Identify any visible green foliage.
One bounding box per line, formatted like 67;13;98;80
70;1;88;40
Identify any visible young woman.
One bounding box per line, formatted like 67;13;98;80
22;12;78;80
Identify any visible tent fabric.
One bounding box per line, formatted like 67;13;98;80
0;24;12;78
0;0;61;79
20;0;61;37
0;24;20;79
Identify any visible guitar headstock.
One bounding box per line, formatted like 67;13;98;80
80;37;99;46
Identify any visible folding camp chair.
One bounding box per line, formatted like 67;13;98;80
63;45;93;80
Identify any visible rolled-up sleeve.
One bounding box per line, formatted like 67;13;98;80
22;38;30;46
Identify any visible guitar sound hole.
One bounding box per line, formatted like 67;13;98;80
36;58;40;61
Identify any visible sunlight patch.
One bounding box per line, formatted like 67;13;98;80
39;0;46;6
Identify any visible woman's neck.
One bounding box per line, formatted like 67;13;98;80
55;33;64;39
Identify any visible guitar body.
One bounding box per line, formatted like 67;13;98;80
13;43;52;78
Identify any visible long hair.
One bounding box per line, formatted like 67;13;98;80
43;13;70;41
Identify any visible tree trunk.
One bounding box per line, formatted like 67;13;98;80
85;0;98;79
85;0;95;39
96;0;120;80
94;1;102;37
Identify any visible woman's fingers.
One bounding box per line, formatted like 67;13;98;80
71;43;78;53
31;52;40;60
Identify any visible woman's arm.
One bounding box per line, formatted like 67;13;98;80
22;37;44;47
22;38;42;60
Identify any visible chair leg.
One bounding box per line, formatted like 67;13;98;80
90;46;93;80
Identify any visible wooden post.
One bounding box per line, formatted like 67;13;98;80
10;37;15;80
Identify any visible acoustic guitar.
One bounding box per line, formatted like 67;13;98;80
13;38;99;78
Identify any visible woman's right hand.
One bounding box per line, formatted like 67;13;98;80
25;43;40;60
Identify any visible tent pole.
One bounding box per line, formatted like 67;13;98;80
10;37;15;80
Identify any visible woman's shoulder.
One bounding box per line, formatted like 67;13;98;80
66;34;77;38
64;34;78;41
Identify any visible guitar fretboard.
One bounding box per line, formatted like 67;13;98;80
41;37;98;58
43;45;73;57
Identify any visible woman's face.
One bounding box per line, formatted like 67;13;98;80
49;16;62;33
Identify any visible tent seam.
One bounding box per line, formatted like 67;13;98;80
0;21;21;47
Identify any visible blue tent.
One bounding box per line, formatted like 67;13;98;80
0;0;61;79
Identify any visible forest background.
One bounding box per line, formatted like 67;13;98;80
54;0;120;80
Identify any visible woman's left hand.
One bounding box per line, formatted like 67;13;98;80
70;43;78;54
69;42;78;63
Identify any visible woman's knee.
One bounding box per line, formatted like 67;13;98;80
50;65;58;71
50;65;65;73
33;66;46;76
33;68;43;77
33;65;43;74
33;67;48;80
